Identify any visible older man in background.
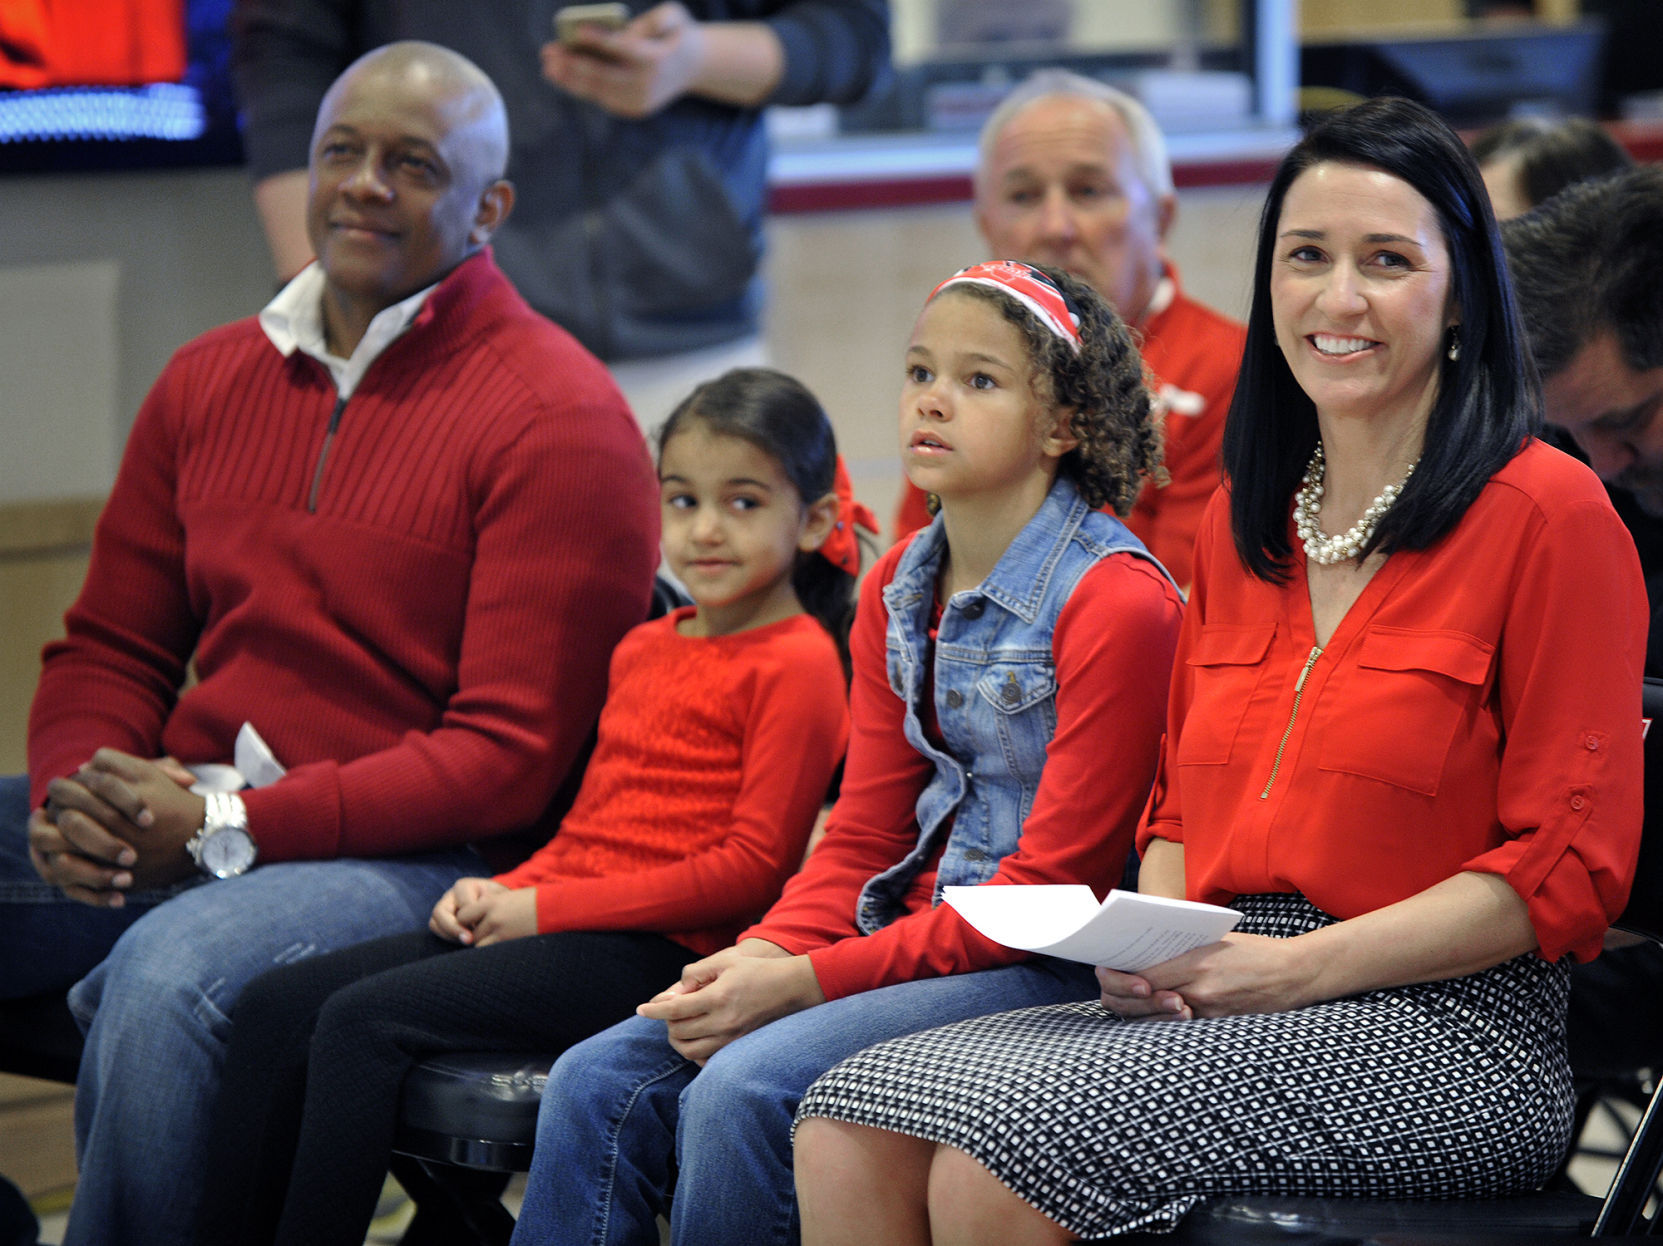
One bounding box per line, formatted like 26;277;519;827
894;69;1245;588
0;42;658;1246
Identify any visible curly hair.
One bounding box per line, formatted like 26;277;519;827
941;263;1162;514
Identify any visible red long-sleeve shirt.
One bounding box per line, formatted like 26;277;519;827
744;541;1183;999
493;609;849;957
1139;440;1646;963
29;253;659;868
1127;278;1246;588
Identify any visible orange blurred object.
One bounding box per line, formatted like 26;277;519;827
0;0;187;90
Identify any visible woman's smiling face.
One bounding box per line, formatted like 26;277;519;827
1270;160;1458;436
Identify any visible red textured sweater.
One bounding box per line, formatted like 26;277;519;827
493;608;850;957
743;541;1183;1000
28;252;660;866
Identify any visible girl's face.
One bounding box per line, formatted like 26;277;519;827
658;422;829;636
1270;161;1457;437
899;290;1077;505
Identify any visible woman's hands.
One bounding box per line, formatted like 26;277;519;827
1097;932;1324;1022
1099;836;1541;1023
1098;871;1541;1022
429;878;537;947
1096;963;1194;1021
637;937;826;1064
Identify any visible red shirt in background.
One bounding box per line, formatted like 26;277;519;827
1;0;187;89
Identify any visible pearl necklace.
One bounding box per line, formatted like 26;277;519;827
1293;442;1416;566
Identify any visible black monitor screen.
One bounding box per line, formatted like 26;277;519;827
0;0;242;174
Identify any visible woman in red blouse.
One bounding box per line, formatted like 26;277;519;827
794;96;1649;1244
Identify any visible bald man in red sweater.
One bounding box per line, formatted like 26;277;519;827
0;43;658;1246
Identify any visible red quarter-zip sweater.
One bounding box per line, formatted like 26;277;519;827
28;251;660;868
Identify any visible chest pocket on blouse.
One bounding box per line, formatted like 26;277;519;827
1176;624;1276;766
975;662;1057;778
1318;626;1494;795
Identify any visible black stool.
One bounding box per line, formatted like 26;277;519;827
395;1050;548;1171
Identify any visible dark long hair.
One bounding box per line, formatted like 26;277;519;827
1223;96;1539;581
658;367;857;669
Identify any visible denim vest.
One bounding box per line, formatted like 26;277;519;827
855;475;1172;934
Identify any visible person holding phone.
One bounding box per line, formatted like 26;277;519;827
231;0;891;426
544;2;793;121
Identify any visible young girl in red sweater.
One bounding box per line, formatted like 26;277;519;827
510;260;1185;1246
192;367;867;1246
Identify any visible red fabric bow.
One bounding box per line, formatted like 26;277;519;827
819;456;877;576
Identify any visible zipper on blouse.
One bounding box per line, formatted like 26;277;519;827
1260;644;1323;800
306;395;348;513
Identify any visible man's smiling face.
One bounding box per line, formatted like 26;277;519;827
306;56;499;329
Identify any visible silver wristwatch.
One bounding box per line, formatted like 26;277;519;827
185;790;257;879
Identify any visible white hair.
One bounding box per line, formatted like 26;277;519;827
977;69;1173;200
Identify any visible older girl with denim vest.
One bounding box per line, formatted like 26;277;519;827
510;261;1184;1246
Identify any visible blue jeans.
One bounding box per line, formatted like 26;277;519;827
0;773;199;998
510;958;1097;1246
0;773;480;1246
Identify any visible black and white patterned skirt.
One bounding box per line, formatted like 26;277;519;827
796;894;1575;1239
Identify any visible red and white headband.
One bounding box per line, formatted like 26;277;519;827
927;260;1082;353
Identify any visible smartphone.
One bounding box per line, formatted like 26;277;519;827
554;2;629;44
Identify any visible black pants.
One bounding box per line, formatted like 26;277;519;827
194;927;692;1246
0;1176;37;1246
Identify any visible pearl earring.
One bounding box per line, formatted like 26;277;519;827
1445;326;1462;363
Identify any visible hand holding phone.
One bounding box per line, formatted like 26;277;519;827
542;2;703;120
554;2;629;46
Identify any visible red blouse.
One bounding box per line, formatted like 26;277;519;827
1138;439;1647;963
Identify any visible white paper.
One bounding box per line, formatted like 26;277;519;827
944;885;1242;972
234;722;287;789
186;722;287;794
186;763;242;794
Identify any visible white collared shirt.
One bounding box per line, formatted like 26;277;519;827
258;263;438;399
